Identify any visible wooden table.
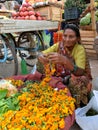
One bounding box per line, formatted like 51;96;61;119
0;19;58;33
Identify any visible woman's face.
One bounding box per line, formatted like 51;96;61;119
62;29;78;50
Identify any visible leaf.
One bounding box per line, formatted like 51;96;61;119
22;87;30;92
15;105;20;111
0;89;8;100
0;105;8;114
6;97;18;111
22;128;26;130
0;99;6;107
12;97;19;105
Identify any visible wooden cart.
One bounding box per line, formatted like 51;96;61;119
0;19;58;77
0;20;58;33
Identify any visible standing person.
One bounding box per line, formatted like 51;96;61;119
38;24;92;107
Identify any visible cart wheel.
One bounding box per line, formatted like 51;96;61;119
17;31;45;68
0;34;18;78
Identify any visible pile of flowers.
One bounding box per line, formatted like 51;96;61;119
0;64;75;130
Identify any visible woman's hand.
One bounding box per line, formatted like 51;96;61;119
38;53;49;65
47;52;75;72
47;52;67;65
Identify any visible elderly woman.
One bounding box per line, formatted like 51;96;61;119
38;24;92;107
11;24;92;107
10;24;91;129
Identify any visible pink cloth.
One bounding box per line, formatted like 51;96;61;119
10;71;43;81
63;112;75;130
49;76;71;96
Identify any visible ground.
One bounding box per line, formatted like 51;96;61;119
90;59;98;78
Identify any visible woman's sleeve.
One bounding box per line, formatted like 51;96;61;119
42;43;58;54
75;46;86;69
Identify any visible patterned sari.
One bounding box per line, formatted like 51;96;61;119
55;42;92;107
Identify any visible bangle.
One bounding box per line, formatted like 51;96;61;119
71;64;78;73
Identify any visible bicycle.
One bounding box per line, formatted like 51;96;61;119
17;31;45;66
0;31;45;78
0;33;18;78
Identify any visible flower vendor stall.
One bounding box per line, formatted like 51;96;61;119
0;64;75;130
0;1;75;129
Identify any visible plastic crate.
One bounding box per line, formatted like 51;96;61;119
64;7;80;20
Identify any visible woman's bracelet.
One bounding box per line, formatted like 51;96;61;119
71;64;78;73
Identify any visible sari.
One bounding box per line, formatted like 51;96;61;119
55;42;92;107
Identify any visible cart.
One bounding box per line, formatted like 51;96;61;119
0;19;58;78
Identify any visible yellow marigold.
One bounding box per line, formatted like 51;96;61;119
59;118;65;129
0;63;75;130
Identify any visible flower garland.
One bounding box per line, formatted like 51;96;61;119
0;64;75;130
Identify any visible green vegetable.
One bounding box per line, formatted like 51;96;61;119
95;16;98;22
0;93;20;115
85;13;91;19
80;16;91;25
95;10;98;16
0;89;8;100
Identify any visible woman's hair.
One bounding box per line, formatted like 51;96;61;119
64;24;81;44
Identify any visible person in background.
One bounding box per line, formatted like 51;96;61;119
15;0;23;5
38;24;92;107
4;0;20;11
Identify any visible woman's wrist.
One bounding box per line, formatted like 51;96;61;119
37;52;43;57
71;64;78;73
63;57;75;72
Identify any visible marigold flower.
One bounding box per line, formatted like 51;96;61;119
0;63;75;130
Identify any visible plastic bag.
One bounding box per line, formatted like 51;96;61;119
75;90;98;130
